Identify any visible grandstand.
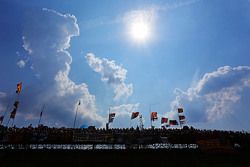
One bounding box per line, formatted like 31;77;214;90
1;125;250;167
0;125;250;152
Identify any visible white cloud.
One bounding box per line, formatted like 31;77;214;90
170;66;250;124
17;60;26;68
110;103;140;116
10;8;105;127
0;92;6;98
86;53;133;100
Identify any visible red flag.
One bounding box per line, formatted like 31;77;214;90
16;82;22;94
131;112;139;119
151;112;158;121
169;120;178;125
161;117;168;124
10;108;17;119
109;113;116;123
179;115;185;120
178;108;183;113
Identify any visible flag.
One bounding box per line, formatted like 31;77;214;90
16;82;22;94
178;108;183;113
40;111;43;117
131;112;139;119
151;112;158;121
78;100;81;105
0;115;4;122
169;120;178;125
179;115;185;120
161;117;168;124
109;113;116;123
13;101;19;108
10;108;17;119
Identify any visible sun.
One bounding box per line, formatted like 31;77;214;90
129;21;151;42
124;10;154;44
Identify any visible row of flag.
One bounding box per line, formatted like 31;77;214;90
151;109;186;126
0;82;187;129
108;111;140;123
107;108;187;127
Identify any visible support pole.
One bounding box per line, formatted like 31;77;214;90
11;118;15;127
73;104;79;129
150;105;152;129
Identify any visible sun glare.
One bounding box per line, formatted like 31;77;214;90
130;21;150;42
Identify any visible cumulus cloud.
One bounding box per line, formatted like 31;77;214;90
170;66;250;124
86;53;133;100
7;8;105;127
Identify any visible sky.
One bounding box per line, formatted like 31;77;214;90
0;0;250;131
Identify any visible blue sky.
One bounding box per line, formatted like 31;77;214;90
0;0;250;130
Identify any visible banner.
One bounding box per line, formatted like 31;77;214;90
151;112;158;121
109;113;116;123
131;112;139;119
13;101;19;108
10;108;17;119
16;82;22;94
161;117;168;124
178;108;183;113
179;115;185;120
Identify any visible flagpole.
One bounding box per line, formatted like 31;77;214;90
139;115;144;130
11;118;15;127
149;105;152;129
11;82;22;128
73;106;77;128
178;115;182;129
73;102;79;129
108;107;110;129
38;104;45;126
130;118;132;128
